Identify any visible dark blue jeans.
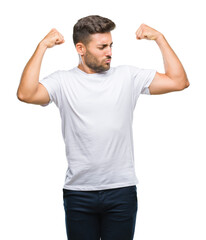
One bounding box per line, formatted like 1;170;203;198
63;185;138;240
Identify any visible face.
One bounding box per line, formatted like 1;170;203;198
82;32;113;73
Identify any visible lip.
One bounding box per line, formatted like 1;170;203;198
105;59;111;63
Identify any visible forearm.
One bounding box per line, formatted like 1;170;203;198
155;34;189;87
17;41;47;100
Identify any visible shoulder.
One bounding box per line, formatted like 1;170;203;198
113;65;138;70
114;65;141;71
112;65;141;76
54;68;76;80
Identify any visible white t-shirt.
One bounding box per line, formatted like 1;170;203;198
39;65;156;191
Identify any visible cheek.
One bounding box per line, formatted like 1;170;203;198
96;54;104;62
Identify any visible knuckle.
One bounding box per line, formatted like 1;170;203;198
51;28;57;33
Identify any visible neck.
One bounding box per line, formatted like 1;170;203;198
77;55;96;74
78;62;96;74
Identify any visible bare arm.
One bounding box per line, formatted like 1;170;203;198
17;28;65;104
135;24;190;94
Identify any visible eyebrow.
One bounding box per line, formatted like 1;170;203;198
97;42;113;47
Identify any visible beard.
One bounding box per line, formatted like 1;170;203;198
84;50;111;73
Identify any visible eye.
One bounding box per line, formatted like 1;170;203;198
98;44;113;50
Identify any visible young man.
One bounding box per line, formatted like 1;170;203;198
17;15;189;240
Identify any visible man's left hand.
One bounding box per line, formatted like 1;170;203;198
135;24;162;41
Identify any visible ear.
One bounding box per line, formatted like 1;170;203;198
76;43;86;56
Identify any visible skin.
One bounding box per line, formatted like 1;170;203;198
16;28;65;103
135;24;190;94
75;32;113;74
17;24;189;105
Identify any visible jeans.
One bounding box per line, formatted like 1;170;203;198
63;185;138;240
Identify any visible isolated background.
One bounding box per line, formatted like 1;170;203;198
0;0;205;239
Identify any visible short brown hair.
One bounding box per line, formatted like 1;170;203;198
73;15;116;46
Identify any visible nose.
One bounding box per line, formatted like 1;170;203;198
106;46;112;57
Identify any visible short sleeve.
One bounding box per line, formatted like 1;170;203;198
39;70;62;108
128;65;156;95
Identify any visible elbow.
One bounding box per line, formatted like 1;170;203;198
181;73;190;90
16;90;29;103
183;78;190;90
185;80;190;89
17;90;24;102
176;78;190;91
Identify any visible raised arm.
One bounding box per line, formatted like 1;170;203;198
135;24;190;94
17;28;65;104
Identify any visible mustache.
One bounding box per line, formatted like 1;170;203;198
106;56;112;60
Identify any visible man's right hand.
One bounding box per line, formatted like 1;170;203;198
17;28;65;104
40;28;65;48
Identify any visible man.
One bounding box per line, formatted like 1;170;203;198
17;15;189;240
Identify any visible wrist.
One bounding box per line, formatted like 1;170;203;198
155;33;165;44
38;40;48;52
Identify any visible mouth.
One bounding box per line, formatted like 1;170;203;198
105;58;111;63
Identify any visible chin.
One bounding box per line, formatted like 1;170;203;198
89;62;111;73
101;66;110;73
105;63;111;70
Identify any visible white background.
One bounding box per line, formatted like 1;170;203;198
0;0;205;239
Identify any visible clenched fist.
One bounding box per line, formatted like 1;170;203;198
135;24;162;41
40;28;65;48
